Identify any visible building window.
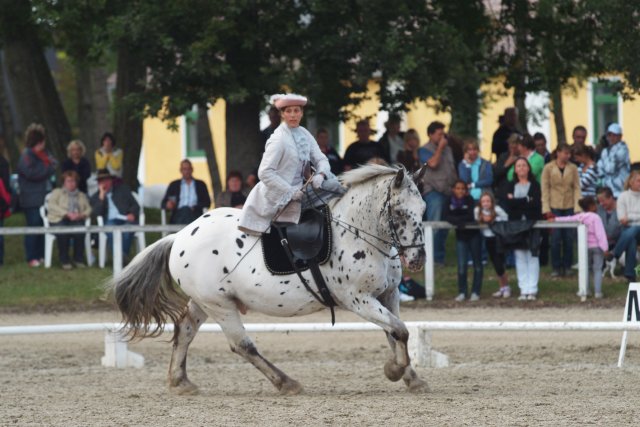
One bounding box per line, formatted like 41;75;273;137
185;106;204;157
592;81;619;142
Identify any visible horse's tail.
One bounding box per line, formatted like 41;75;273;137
107;234;188;342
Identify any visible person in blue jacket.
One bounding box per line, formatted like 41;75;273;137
458;139;493;202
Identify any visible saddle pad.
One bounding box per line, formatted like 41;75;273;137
261;206;332;275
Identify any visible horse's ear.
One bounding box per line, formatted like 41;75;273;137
394;168;405;188
413;164;427;185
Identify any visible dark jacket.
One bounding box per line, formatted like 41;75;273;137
490;220;541;256
61;157;92;194
343;141;386;170
90;182;140;220
504;180;542;221
16;148;57;209
161;179;211;221
378;131;404;164
443;195;479;241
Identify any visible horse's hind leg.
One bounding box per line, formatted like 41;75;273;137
168;300;208;395
214;307;303;395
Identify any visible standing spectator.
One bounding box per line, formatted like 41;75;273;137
475;192;510;298
508;134;545;183
596;187;622;251
378;114;403;164
418;121;457;265
61;140;91;194
46;171;92;269
606;170;640;282
505;157;542;300
396;129;421;172
541;143;582;277
90;169;139;258
0;153;10;267
533;132;551;163
552;197;608;298
95;132;123;178
215;171;247;208
458;139;493;201
444;180;483;302
493;133;520;208
596;123;630;198
17;123;58;267
316;128;344;175
492;107;519;159
571;125;588;150
161;159;211;224
343;120;386;171
573;145;599;197
261;106;281;147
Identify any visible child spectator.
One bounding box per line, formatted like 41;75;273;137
573;145;599;197
458;139;493;201
475;192;510;298
444;180;483;302
552;197;608;298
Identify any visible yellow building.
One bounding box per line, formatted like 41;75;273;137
140;78;639;205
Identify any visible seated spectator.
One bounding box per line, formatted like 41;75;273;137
444;180;483;302
552;197;608;298
475;192;510;298
378;114;404;164
216;171;247;208
245;172;258;192
46;171;92;269
533;132;551;163
161;159;211;224
17;123;58;267
343;119;386;170
0;153;10;267
316;128;344;175
493;133;520;208
90;169;140;257
396;129;421;172
573;145;598;197
458;139;493;201
61;140;91;194
505;157;542;301
605;170;640;282
596;123;630;198
596;186;621;250
541;143;582;277
95;132;123;178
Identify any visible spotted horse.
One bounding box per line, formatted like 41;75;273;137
109;164;428;395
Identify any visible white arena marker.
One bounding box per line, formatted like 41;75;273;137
618;282;640;368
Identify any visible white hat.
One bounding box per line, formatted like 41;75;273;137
270;93;307;110
607;123;622;135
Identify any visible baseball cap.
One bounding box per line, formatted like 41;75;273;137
607;123;622;135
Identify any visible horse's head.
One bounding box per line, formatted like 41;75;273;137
385;166;427;272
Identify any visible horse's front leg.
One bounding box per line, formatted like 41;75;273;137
168;300;208;394
378;287;430;393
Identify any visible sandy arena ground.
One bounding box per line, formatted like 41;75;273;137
1;306;639;426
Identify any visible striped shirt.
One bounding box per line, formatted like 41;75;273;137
578;163;599;197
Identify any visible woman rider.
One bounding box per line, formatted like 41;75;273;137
238;94;341;235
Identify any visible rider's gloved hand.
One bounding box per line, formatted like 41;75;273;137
311;174;325;189
291;190;304;201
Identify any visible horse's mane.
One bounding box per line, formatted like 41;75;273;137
339;163;401;187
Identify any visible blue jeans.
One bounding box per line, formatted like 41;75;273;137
551;208;574;270
422;191;448;264
456;233;483;296
24;207;44;262
105;218;136;256
613;225;640;279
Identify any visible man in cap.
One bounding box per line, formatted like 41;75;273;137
596;123;630;198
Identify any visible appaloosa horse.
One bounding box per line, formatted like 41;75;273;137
110;164;429;394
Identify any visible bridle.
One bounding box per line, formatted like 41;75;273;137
384;177;425;257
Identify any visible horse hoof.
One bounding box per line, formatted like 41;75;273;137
170;381;200;395
384;360;405;382
279;379;303;396
407;378;430;394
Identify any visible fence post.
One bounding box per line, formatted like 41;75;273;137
113;230;123;274
424;223;435;301
577;224;588;301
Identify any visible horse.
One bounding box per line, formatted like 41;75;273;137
109;164;429;395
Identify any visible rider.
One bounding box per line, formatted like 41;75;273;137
238;93;341;235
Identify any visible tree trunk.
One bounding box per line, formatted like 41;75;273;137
113;44;145;190
449;83;479;139
0;55;19;167
76;64;110;167
514;86;528;135
550;86;567;146
198;105;222;204
225;97;262;179
3;39;72;164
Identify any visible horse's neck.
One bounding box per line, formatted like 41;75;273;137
333;176;388;234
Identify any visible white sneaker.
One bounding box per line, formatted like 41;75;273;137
469;293;480;302
518;294;528;301
399;293;415;302
527;294;537;301
454;293;466;302
492;289;504;298
502;287;511;298
595;293;603;299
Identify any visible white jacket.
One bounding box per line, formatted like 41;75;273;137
239;123;332;233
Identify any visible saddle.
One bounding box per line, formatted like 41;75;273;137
261;205;337;323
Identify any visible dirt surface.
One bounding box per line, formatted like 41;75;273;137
1;306;639;426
